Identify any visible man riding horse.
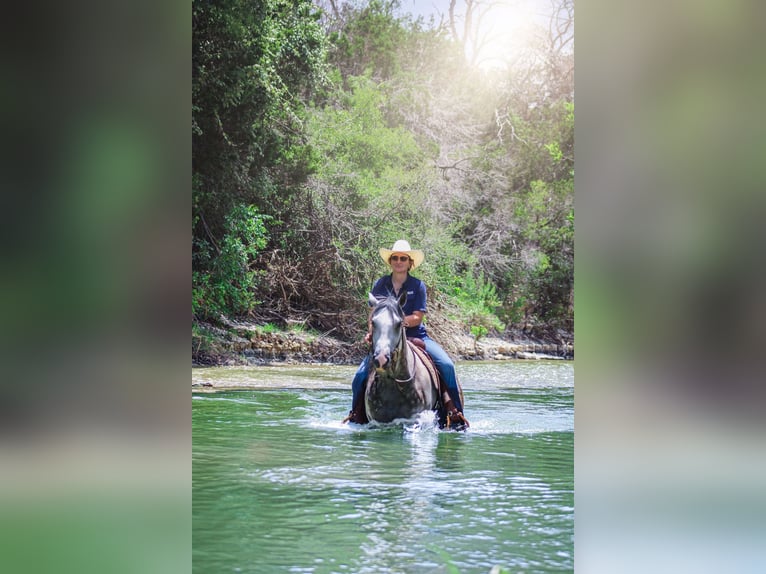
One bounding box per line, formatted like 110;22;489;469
343;240;469;429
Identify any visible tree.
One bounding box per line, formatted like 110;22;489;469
192;0;326;319
192;0;574;342
192;0;325;237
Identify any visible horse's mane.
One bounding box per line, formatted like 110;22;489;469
371;294;403;317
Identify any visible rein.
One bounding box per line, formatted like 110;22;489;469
373;302;414;384
364;293;468;429
392;309;414;384
394;372;414;383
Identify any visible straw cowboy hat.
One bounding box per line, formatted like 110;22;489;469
379;239;424;269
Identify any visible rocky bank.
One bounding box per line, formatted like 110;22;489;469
193;319;573;367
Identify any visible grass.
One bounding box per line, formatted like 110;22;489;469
257;322;279;334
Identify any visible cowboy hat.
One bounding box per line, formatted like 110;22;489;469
379;239;424;269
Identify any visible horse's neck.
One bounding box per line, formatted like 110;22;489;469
392;335;412;378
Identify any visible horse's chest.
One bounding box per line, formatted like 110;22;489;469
369;374;421;400
366;372;432;422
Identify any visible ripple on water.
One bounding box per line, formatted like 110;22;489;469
193;362;573;573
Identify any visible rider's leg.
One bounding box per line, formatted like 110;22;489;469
344;355;371;422
423;337;463;412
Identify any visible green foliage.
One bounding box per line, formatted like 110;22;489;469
303;70;435;301
449;271;499;314
193;205;270;320
502;294;528;325
192;0;573;339
470;324;488;352
419;236;505;332
193;0;327;249
327;0;408;80
452;271;505;334
257;322;279;334
309;75;425;189
545;141;564;163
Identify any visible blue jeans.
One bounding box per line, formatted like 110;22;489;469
350;336;463;412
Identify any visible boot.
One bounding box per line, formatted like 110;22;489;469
342;392;368;424
341;410;361;424
441;398;469;430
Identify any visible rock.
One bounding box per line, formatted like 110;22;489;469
193;319;573;366
517;351;564;360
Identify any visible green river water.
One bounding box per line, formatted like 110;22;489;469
193;361;573;573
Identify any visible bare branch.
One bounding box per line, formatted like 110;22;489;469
434;156;480;177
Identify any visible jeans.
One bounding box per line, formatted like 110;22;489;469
350;336;463;412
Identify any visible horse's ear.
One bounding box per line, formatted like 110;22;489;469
398;291;407;307
368;293;379;307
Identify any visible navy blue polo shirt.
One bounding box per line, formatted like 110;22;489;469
370;273;428;339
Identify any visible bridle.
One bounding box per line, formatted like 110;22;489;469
371;298;413;383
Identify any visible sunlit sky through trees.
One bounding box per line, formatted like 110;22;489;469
396;0;570;70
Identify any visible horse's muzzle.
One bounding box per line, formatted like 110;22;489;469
373;352;389;369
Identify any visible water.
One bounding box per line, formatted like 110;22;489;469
193;361;573;573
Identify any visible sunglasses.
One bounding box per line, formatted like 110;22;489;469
390;255;410;262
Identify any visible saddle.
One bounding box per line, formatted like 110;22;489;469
407;339;468;430
407;338;447;404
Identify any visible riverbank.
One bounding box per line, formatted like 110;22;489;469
193;318;573;367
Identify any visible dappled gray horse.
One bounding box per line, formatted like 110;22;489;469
365;293;448;423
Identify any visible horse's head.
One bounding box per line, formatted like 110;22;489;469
369;291;407;370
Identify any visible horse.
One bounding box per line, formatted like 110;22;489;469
362;292;466;428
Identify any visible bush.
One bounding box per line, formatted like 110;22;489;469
193;204;270;320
